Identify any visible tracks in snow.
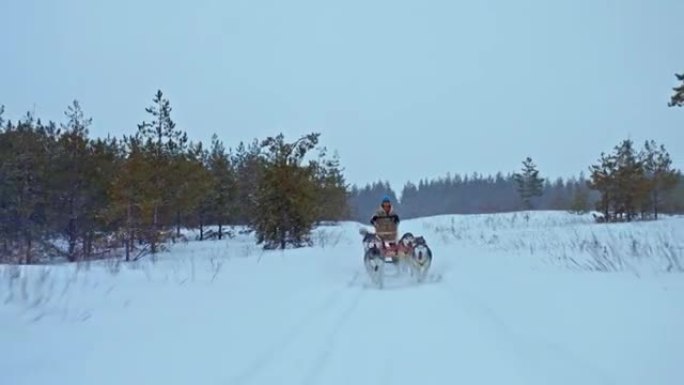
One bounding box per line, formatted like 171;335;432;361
299;287;365;385
226;264;616;385
226;283;366;385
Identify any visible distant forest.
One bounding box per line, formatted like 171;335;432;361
348;171;684;223
349;173;594;221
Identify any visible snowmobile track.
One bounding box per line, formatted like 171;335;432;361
226;286;348;385
300;287;366;385
226;285;366;385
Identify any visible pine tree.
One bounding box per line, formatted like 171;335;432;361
569;187;590;214
195;146;215;241
50;100;94;260
640;140;679;219
108;135;155;261
665;174;684;212
0;116;13;257
513;157;544;210
399;182;419;218
1;114;57;263
549;177;569;210
311;149;349;222
231;139;264;225
253;133;320;249
668;73;684;107
612;139;644;221
135;90;188;252
169;142;210;239
138;90;188;156
84;136;120;256
203;134;236;240
588;152;617;219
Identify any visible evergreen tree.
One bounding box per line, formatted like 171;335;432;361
135;90;188;252
231;139;264;224
400;182;420;218
513;157;544;210
640;140;679;219
169;142;211;238
612;139;645;221
108;135;152;260
569;186;590;214
0;114;57;263
311;149;349;222
203;134;237;240
50;100;94;260
668;73;684;107
665;174;684;212
252;133;320;249
588;152;617;219
138;90;188;156
84;136;120;255
547;177;569;210
0;118;14;257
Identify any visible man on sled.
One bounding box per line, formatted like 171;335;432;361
370;195;401;251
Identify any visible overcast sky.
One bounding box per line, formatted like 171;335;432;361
2;0;683;190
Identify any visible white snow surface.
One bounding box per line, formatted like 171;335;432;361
2;211;683;385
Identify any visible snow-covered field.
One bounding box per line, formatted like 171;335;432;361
1;211;683;385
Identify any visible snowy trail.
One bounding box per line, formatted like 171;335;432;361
222;266;614;385
2;213;684;385
220;251;564;384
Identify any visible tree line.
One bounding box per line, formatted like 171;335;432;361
0;91;348;264
2;73;682;262
348;143;682;223
348;172;596;222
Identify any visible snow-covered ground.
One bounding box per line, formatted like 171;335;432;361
1;211;683;385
